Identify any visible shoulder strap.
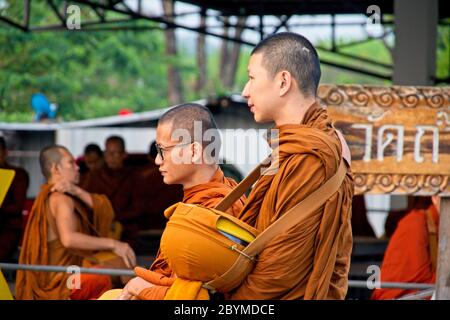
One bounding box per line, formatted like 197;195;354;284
214;157;270;212
242;158;347;257
214;126;352;213
205;158;348;291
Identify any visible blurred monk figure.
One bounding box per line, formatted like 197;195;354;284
384;196;432;239
351;195;375;237
134;141;183;232
83;143;104;172
372;196;439;300
114;103;246;300
79;143;104;183
16;145;135;300
80;136;140;250
0;136;29;262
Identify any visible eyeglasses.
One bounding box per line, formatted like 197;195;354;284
155;142;192;160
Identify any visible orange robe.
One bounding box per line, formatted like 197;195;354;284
15;184;114;300
134;161;183;230
229;102;354;300
80;166;140;249
135;167;245;300
371;204;438;300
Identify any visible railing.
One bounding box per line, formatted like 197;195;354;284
1;263;436;300
0;263;134;277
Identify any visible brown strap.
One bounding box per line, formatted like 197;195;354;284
243;158;347;257
214;156;270;212
205;158;348;290
215;127;352;213
426;209;438;272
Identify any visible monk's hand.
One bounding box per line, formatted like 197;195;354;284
120;277;154;298
116;289;133;300
112;240;136;268
51;176;78;196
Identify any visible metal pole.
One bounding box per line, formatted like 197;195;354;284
348;280;434;290
0;263;135;277
397;289;435;300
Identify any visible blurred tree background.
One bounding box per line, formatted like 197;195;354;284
0;1;448;122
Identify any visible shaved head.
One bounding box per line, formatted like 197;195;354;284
39;145;69;179
105;135;125;152
252;32;321;97
158;103;221;149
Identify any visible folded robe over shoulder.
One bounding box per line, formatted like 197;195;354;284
15;184;115;300
229;102;354;300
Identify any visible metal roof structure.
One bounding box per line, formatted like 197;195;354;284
0;108;166;131
0;98;209;131
0;0;448;83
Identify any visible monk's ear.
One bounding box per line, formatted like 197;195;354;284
50;163;59;176
278;70;292;97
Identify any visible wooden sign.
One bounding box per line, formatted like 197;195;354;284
318;85;450;196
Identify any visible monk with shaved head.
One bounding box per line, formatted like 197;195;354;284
16;145;136;300
109;103;246;300
227;32;354;300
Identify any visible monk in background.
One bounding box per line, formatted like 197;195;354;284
134;141;183;232
79;143;104;176
371;196;439;300
80;136;140;250
115;103;246;300
228;32;354;300
351;195;375;237
16;145;135;300
0;136;29;262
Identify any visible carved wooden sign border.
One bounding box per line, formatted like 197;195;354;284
318;84;450;196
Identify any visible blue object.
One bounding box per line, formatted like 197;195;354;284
218;230;249;246
31;93;57;121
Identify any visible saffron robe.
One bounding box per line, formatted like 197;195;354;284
15;184;114;300
371;204;439;300
229;102;354;300
80;166;140;249
136;167;245;300
134;161;183;230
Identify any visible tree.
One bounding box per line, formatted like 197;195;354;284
194;9;207;96
162;0;183;105
0;1;169;121
219;16;247;90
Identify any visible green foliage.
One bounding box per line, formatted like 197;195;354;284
436;25;449;81
0;1;447;122
0;1;169;121
318;36;392;85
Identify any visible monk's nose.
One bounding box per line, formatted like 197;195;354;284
242;81;250;99
155;152;163;165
